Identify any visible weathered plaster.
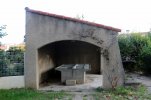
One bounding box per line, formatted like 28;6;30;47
25;8;124;89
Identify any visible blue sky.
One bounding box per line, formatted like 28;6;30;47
0;0;151;44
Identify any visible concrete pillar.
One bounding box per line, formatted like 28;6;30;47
101;54;103;74
102;53;112;88
24;48;39;89
102;39;125;89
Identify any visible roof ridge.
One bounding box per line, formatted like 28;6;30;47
25;7;121;32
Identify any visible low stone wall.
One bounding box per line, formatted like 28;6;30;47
0;76;25;89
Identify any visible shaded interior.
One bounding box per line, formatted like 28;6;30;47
38;40;101;86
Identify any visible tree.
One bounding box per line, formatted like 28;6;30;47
6;46;24;63
0;25;7;76
140;41;151;74
118;33;151;74
5;46;24;76
0;25;7;39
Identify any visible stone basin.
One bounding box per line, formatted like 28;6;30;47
55;64;90;85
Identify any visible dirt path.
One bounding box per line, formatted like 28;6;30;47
70;73;151;100
126;73;151;93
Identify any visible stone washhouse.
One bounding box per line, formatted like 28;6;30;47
25;7;125;89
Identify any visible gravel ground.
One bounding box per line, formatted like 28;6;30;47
125;73;151;93
39;74;102;92
40;73;151;100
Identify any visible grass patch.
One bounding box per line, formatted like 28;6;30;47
0;85;150;100
0;88;69;100
94;85;151;100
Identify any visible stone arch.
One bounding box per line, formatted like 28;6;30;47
38;40;101;86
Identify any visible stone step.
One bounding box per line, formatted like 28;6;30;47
66;80;76;86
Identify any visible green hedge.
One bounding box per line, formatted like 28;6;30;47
118;33;151;74
0;46;24;77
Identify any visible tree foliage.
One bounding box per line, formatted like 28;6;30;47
0;25;7;39
6;46;24;64
140;40;151;74
118;33;151;74
0;25;7;76
0;46;24;76
0;25;24;76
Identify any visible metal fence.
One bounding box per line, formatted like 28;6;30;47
0;49;24;77
0;63;24;77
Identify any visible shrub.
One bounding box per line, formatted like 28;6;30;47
140;42;151;74
118;33;151;74
0;46;24;76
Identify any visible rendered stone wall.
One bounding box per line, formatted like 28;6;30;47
25;9;124;89
0;76;25;89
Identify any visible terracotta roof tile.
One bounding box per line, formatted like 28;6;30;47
25;7;121;32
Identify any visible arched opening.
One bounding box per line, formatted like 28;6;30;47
38;40;101;87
